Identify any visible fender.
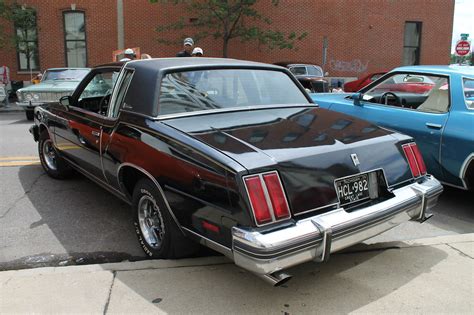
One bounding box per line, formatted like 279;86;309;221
460;153;474;189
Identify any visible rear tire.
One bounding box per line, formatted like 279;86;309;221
25;109;34;120
38;131;73;179
132;178;199;259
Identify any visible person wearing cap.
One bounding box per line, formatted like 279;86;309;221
120;48;136;62
192;47;203;57
176;38;194;57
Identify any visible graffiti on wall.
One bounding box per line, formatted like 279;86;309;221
329;59;369;73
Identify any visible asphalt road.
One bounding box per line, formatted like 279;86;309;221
1;111;473;270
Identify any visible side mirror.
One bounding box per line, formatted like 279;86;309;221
59;95;71;110
352;93;363;106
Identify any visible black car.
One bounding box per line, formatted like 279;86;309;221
30;58;443;285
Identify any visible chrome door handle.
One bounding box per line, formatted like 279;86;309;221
425;123;442;130
91;130;100;137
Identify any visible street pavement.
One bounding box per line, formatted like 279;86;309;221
1;234;473;314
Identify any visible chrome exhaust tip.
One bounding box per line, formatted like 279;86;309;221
259;271;292;286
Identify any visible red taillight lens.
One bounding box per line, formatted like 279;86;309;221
403;143;426;178
244;171;291;226
244;175;272;224
411;144;427;175
263;173;290;220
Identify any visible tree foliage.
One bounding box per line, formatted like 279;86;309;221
0;1;38;69
150;0;307;57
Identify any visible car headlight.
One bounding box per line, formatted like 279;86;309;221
32;93;40;100
16;91;23;101
25;93;32;101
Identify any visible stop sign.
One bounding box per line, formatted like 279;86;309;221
455;40;471;56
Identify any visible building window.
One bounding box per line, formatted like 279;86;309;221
403;21;422;65
15;10;39;71
63;11;87;67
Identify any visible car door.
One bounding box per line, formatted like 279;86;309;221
54;67;121;179
330;72;450;180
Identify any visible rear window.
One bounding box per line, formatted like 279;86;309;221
158;69;309;116
463;78;474;109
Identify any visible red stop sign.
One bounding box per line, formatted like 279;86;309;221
455;40;471;56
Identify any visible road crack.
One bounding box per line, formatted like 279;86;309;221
0;172;45;219
103;270;116;314
446;243;474;259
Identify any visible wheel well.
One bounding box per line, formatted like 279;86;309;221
119;166;148;199
465;161;474;190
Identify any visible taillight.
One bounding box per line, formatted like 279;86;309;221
402;143;427;178
243;171;290;226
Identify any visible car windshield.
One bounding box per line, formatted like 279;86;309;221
307;65;324;77
42;69;89;81
158;69;309;116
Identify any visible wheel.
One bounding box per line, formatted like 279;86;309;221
25;109;34;120
38;131;73;179
132;178;199;259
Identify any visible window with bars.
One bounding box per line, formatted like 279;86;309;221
63;11;87;67
403;22;422;66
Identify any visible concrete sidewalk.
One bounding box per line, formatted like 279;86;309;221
1;234;473;314
0;102;23;113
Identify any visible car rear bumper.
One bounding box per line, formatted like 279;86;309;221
232;175;443;277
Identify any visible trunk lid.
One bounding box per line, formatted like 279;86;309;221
164;106;413;214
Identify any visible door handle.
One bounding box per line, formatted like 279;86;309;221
91;130;100;137
425;123;442;130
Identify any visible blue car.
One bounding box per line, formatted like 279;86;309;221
311;65;474;190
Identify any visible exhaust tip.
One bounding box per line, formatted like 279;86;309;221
259;271;293;286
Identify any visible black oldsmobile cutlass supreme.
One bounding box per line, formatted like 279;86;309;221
30;58;443;285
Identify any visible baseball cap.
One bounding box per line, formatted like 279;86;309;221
183;37;194;46
192;47;203;55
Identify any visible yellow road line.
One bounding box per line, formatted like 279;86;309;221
0;156;38;161
0;161;40;167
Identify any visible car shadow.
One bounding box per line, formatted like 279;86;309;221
107;243;448;313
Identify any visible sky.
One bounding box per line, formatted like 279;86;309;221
451;0;474;53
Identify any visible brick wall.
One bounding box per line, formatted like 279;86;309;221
0;0;454;81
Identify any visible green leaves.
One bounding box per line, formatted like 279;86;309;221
151;0;307;57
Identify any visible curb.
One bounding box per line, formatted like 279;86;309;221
1;233;472;277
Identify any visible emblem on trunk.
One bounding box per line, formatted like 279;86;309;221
351;153;360;166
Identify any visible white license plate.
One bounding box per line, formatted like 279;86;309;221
335;173;371;206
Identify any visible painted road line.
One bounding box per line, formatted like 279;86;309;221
0;156;38;161
0;160;40;167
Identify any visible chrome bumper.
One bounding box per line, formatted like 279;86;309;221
232;175;443;276
16;101;50;108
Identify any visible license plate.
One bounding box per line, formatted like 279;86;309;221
335;173;370;206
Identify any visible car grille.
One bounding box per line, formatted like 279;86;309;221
22;91;72;102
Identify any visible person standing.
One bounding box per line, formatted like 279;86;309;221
176;38;194;57
120;48;136;62
192;47;203;57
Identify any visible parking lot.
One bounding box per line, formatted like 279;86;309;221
1;111;473;271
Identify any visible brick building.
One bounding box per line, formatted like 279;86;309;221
0;0;455;82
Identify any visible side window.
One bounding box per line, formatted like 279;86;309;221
363;73;449;113
109;69;134;118
76;69;119;114
463;78;474;109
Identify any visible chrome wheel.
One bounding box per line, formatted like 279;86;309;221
138;195;165;249
42;139;58;171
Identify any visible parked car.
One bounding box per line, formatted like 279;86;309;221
17;68;90;120
274;62;329;92
344;71;387;92
311;65;474;190
30;59;442;285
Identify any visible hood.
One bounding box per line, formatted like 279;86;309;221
18;80;81;93
164;106;413;214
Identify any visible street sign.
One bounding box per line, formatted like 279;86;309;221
461;33;469;40
455;40;471;56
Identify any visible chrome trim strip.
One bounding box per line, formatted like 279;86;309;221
181;227;233;259
117;162;185;235
459;153;474;189
461;75;474;110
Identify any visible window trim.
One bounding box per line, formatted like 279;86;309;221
403;21;422;66
15;11;39;71
63;10;88;67
108;68;135;118
462;76;474;111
